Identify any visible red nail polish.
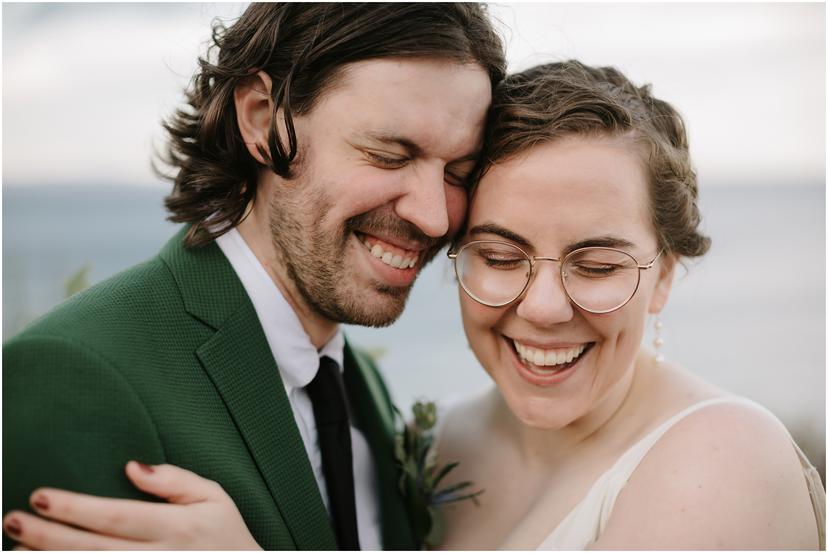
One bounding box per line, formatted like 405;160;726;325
5;517;22;536
32;495;50;511
135;462;155;474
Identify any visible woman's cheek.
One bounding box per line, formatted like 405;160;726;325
459;295;504;366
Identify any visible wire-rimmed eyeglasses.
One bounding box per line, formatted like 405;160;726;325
447;240;663;314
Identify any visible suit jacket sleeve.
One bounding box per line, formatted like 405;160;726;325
3;333;167;548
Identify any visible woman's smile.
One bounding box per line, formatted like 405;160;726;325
504;335;595;386
459;134;669;430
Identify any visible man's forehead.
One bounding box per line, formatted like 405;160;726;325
308;57;491;159
319;57;490;110
335;56;478;83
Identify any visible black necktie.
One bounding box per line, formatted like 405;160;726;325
305;356;361;550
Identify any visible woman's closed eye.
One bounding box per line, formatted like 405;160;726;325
480;252;526;270
570;262;624;277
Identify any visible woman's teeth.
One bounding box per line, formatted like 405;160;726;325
362;238;418;269
514;341;586;368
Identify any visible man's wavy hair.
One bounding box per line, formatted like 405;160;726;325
159;3;506;247
472;60;711;259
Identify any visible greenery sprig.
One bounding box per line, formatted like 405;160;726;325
393;400;483;548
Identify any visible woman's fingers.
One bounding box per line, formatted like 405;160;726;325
12;461;225;542
3;510;146;551
1;463;256;550
25;487;172;541
124;461;228;504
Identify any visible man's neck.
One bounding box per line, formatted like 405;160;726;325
235;213;338;350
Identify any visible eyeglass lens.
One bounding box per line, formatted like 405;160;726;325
454;242;641;312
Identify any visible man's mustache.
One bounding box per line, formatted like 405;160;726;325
344;209;446;253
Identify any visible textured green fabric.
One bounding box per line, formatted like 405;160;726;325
344;347;415;550
3;226;415;550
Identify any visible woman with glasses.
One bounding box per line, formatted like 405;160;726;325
4;61;823;550
435;61;824;549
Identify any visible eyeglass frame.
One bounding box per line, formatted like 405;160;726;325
447;240;664;314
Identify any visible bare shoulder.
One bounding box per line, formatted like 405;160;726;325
432;387;506;548
436;386;497;468
595;396;820;549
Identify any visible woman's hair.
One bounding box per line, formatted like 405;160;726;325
476;60;710;258
160;3;506;247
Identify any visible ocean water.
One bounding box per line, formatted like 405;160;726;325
3;184;825;476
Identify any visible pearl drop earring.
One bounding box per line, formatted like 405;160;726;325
653;315;664;364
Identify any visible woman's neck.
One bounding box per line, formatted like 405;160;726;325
497;352;651;468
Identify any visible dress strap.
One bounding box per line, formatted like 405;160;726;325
731;399;827;550
684;397;825;549
607;396;744;477
538;395;825;550
539;396;742;550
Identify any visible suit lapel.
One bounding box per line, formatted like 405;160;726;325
343;343;416;550
161;229;336;550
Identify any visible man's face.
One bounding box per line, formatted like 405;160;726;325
263;58;491;327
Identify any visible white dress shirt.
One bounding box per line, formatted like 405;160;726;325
216;228;382;550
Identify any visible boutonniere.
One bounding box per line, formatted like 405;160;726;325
393;400;483;548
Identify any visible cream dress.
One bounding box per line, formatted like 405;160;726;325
535;396;825;550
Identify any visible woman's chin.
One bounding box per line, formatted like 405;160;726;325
501;389;577;430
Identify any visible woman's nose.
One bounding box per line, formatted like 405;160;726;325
515;262;574;326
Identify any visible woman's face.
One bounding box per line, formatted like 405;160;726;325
458;135;675;429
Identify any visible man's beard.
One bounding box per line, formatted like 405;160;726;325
268;180;448;328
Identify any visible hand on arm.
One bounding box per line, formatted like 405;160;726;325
3;461;262;550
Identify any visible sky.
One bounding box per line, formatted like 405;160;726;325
2;2;825;187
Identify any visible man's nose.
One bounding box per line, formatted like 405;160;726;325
515;262;575;326
394;162;449;238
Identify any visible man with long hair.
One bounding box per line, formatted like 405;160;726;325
3;4;505;549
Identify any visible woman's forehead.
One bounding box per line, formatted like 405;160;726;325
469;136;654;248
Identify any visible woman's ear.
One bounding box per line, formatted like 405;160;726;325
648;253;676;314
234;70;274;164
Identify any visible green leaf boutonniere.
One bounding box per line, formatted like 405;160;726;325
393;400;483;548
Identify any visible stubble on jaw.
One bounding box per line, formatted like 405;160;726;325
267;172;450;328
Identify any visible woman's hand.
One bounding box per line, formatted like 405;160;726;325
2;461;262;550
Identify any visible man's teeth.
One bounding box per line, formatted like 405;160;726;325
363;239;418;269
514;342;587;367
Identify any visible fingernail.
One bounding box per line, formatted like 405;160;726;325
5;517;22;537
32;494;49;511
135;461;155;474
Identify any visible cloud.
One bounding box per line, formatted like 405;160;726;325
488;3;825;185
3;3;246;185
3;3;824;186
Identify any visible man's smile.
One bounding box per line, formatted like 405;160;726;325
358;232;421;269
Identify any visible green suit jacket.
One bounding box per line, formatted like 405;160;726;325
3;227;415;550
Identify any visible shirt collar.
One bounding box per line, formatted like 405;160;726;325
215;228;344;392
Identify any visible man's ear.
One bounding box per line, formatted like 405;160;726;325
235;70;274;164
648;253;676;314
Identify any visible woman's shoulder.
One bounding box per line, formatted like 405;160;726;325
646;391;804;473
435;386;499;456
596;369;820;549
640;363;802;463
